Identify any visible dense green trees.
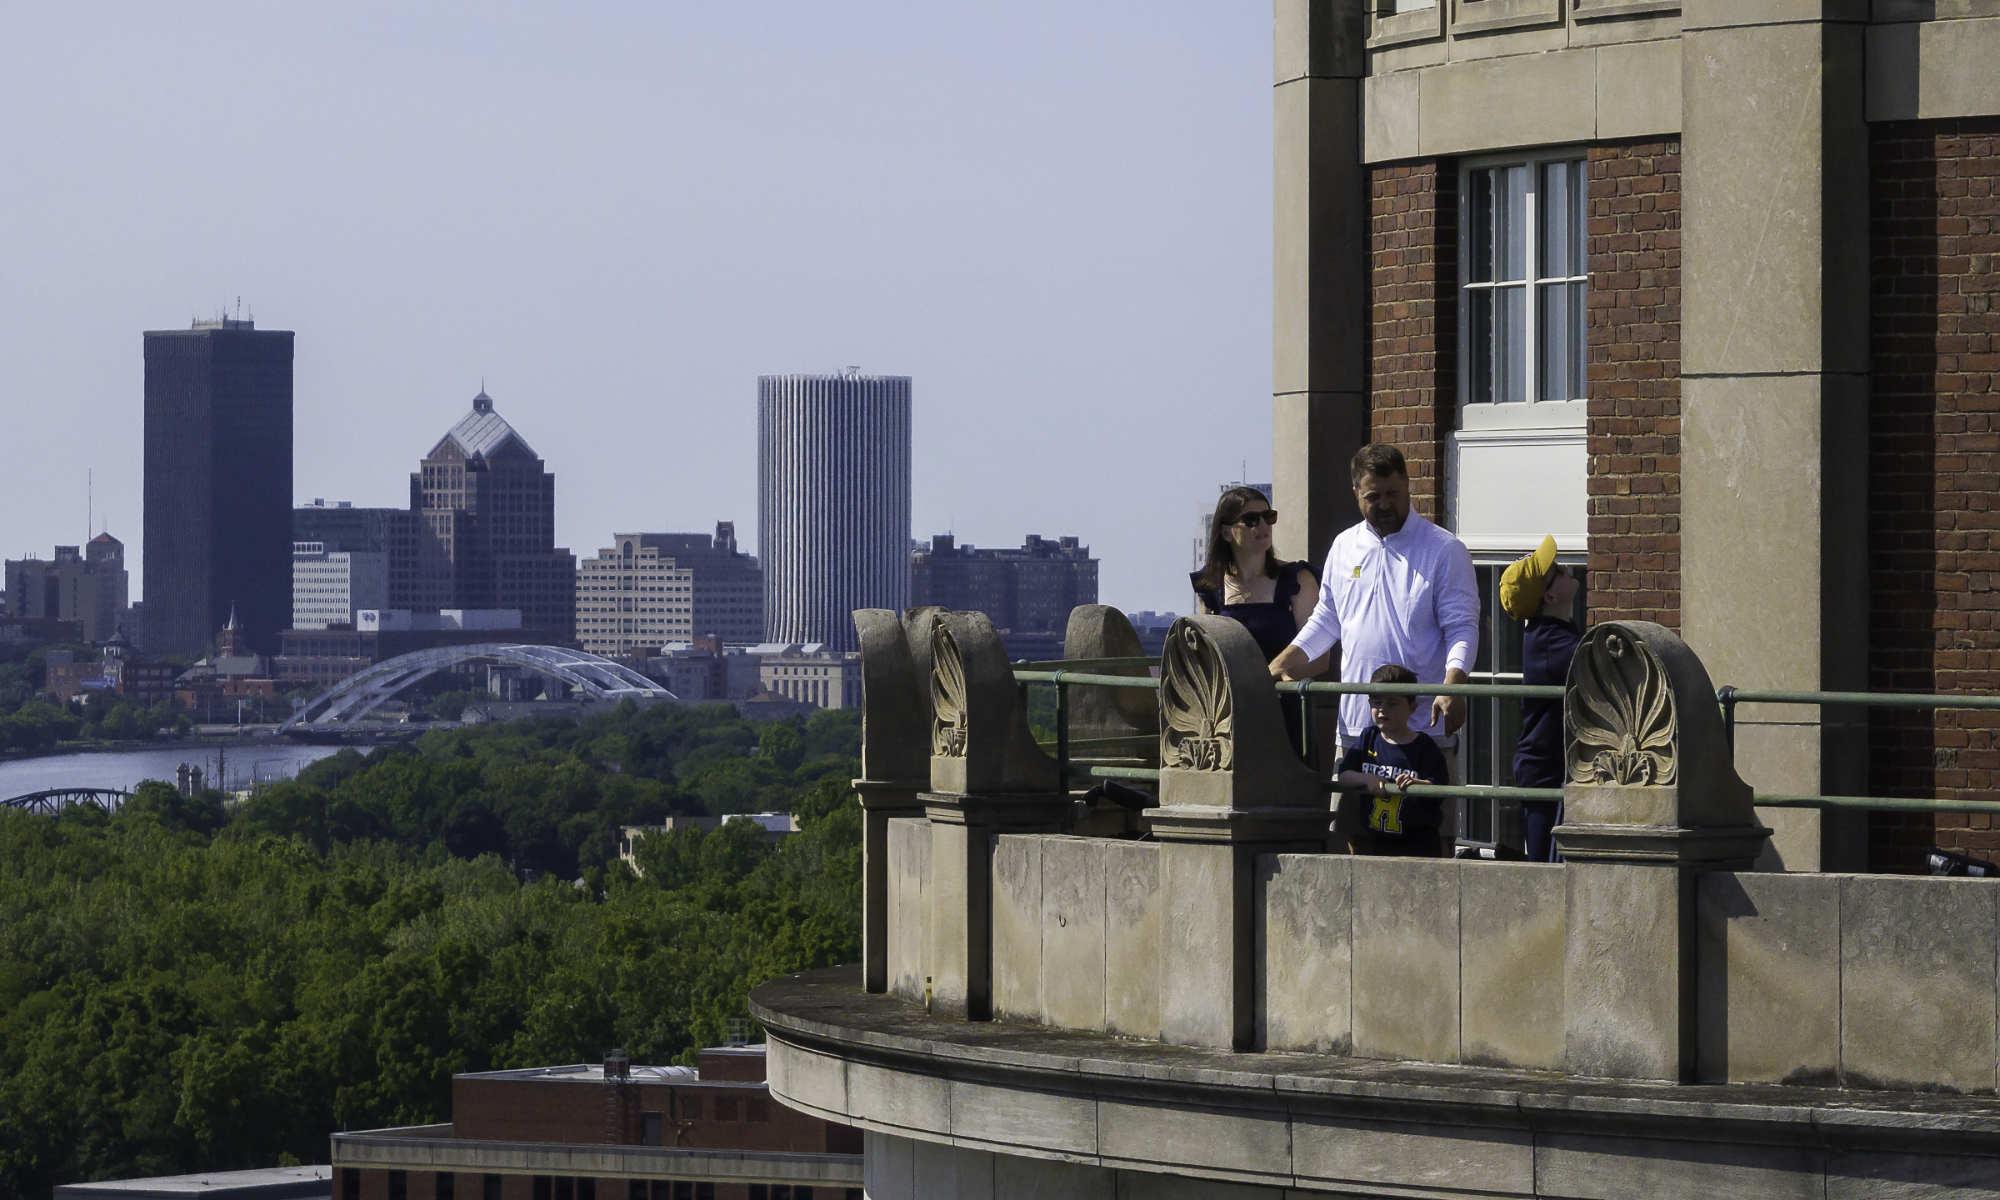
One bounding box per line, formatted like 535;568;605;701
0;701;863;1199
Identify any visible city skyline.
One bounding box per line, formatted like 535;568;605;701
0;3;1269;618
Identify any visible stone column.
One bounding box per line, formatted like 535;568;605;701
1556;622;1769;1082
1679;0;1871;870
1150;616;1329;1051
853;608;934;995
1273;0;1369;566
923;611;1069;1020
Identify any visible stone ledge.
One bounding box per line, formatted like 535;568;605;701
331;1130;862;1186
754;967;2000;1196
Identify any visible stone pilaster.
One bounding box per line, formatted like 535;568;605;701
1556;622;1769;1082
853;608;934;995
922;611;1068;1020
1150;616;1328;1051
1273;0;1370;565
1678;0;1871;870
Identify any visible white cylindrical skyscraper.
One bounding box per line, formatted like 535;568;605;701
758;371;912;650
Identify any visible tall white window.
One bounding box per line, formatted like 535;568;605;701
1461;154;1586;408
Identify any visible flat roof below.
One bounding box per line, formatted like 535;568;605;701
54;1166;330;1199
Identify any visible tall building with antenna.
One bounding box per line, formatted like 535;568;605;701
757;371;911;650
142;314;294;657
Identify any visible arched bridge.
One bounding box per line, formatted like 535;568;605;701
1;787;131;815
281;643;676;733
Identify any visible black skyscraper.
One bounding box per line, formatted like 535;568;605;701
143;317;294;657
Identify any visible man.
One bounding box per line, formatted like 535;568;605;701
1269;443;1481;746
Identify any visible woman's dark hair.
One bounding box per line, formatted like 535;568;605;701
1194;486;1280;593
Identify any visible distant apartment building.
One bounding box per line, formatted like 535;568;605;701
4;533;129;643
143;316;293;657
290;542;387;630
910;533;1098;633
411;390;577;641
330;1045;861;1200
576;524;763;656
293;499;433;610
758;372;911;650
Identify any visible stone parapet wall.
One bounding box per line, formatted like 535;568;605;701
1869;116;2000;872
1585;139;1682;629
1697;870;2000;1092
896;828;2000;1094
1368;161;1457;521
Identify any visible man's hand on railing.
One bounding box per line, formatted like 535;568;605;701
1433;667;1470;734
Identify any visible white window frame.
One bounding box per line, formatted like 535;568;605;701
1456;148;1589;430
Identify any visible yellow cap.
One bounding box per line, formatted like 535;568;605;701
1499;535;1560;620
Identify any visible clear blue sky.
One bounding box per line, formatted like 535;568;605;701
0;2;1272;615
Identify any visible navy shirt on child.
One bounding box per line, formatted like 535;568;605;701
1339;726;1452;842
1512;615;1581;788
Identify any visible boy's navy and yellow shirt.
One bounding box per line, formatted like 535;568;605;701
1338;726;1451;838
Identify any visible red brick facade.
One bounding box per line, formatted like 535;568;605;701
1584;141;1682;629
334;1052;860;1200
1368;162;1457;520
1869;118;2000;872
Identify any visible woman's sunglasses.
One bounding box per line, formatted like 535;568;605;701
1234;510;1279;528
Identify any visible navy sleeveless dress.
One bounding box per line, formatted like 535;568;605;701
1190;561;1311;752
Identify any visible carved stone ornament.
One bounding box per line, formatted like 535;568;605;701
1161;621;1233;771
1566;625;1678;786
931;621;968;758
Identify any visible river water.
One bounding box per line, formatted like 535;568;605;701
0;741;353;799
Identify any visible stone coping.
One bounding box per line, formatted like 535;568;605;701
331;1129;862;1185
753;967;2000;1160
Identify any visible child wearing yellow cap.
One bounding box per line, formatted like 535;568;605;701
1499;535;1580;862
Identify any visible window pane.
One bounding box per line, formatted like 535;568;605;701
1568;160;1586;278
1500;165;1528;281
1540;161;1571;278
1467;169;1495;283
1468;289;1493;402
1538;282;1571;401
1497;286;1526;403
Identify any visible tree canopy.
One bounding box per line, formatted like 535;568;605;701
0;700;862;1199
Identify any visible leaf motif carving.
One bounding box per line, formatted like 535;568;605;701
931;623;968;758
1160;621;1232;772
1565;627;1677;786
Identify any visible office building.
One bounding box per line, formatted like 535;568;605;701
754;644;861;710
290;542;387;630
575;524;763;656
293;499;433;610
757;372;910;650
330;1045;860;1200
412;390;577;641
910;534;1097;634
142;317;294;658
4;533;129;643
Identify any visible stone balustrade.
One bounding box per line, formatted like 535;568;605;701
856;607;2000;1094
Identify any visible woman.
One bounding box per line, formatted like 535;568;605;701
1190;486;1319;747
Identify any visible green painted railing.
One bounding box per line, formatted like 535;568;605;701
1017;660;2000;825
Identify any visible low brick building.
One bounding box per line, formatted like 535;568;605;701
330;1046;860;1200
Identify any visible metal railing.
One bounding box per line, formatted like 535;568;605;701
1015;660;2000;823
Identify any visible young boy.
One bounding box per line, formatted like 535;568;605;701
1336;663;1453;857
1499;534;1581;862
